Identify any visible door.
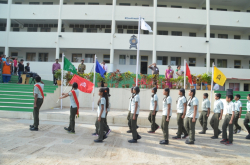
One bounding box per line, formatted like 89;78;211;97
140;56;148;74
244;84;249;91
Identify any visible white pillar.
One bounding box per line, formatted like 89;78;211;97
152;0;157;63
5;0;12;57
206;0;210;73
56;0;63;59
109;0;116;73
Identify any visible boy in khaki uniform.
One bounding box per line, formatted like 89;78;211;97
199;93;210;134
244;94;250;139
233;94;242;134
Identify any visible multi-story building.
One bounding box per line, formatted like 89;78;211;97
0;0;250;91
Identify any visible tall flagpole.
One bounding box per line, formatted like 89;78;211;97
61;53;64;109
210;62;214;102
136;15;141;86
92;55;97;111
184;59;186;89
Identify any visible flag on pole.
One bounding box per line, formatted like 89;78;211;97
64;58;77;74
95;59;105;78
69;75;94;93
141;19;153;32
213;66;226;86
186;63;192;85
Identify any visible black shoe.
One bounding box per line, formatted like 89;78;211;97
128;139;137;143
30;125;34;128
68;130;75;134
220;139;228;144
127;130;132;133
206;128;208;130
92;133;98;136
182;134;189;139
137;126;139;129
199;131;205;134
246;134;250;139
185;140;194;144
137;135;141;140
211;136;218;139
94;139;103;143
160;140;169;145
233;131;237;134
103;135;108;140
155;126;160;132
172;136;181;140
30;127;38;131
148;130;155;133
218;130;222;136
64;127;70;131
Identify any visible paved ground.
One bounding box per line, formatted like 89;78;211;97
0;118;250;165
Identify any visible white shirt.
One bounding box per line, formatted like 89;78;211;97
202;98;210;111
162;96;172;116
68;89;79;108
128;95;133;111
177;96;187;113
247;101;250;112
213;84;219;90
226;101;235;114
34;82;44;99
150;94;159;111
131;94;140;114
213;99;224;113
100;64;108;72
234;100;242;112
107;101;111;112
97;97;106;118
186;97;199;118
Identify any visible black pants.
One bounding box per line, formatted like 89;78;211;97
222;114;234;142
148;111;159;132
53;74;57;85
68;106;77;131
177;113;188;137
127;111;132;130
210;113;221;137
233;111;241;132
101;72;106;87
244;112;250;134
161;116;171;140
95;118;106;140
131;113;139;140
104;112;110;131
33;98;43;128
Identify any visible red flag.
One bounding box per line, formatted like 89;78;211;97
186;63;192;85
69;75;94;93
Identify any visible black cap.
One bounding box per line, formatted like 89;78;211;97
20;59;24;61
226;89;233;96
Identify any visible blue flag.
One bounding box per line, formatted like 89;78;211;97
95;59;106;78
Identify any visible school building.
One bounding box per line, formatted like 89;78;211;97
0;0;250;91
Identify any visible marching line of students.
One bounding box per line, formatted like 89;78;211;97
30;81;250;145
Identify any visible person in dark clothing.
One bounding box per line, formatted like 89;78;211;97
25;62;30;72
18;59;24;83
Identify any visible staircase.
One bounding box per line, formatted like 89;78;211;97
0;83;58;112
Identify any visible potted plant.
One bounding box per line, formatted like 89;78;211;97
54;69;62;86
146;75;153;89
109;72;116;88
96;73;104;87
114;70;123;88
207;72;212;90
140;74;147;88
131;74;136;87
123;71;132;88
196;74;202;90
65;72;73;86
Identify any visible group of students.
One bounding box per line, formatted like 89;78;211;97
29;78;250;145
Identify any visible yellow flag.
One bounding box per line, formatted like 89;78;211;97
213;66;227;86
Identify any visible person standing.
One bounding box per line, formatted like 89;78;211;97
210;93;223;139
52;59;61;85
13;58;18;75
104;87;112;136
100;62;108;87
244;94;250;139
160;88;172;145
148;87;160;133
30;76;44;131
233;94;242;134
2;57;12;83
78;59;86;74
172;88;188;139
0;55;3;71
25;62;30;72
165;65;174;88
175;65;183;87
60;82;79;134
148;63;159;86
198;93;210;134
2;55;6;62
18;59;24;82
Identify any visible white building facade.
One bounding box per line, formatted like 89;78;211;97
0;0;250;91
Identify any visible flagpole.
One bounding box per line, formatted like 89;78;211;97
184;59;186;89
61;53;64;110
136;15;141;86
92;55;97;111
210;62;214;102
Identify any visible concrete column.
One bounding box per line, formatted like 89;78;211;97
206;0;210;72
4;0;12;57
109;0;116;72
152;0;157;64
55;0;63;59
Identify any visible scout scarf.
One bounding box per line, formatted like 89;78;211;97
34;84;44;99
71;90;79;118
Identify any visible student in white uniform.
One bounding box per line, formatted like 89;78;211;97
233;94;242;134
128;86;141;143
198;93;210;134
172;88;188;139
127;87;139;133
184;89;199;144
104;87;111;136
244;94;250;139
220;94;235;145
148;87;160;133
160;88;172;145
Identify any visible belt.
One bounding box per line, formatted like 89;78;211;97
226;113;232;115
37;98;43;100
202;110;208;112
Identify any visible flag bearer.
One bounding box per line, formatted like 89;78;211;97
210;93;223;139
148;87;160;133
160;88;172;145
244;94;250;139
104;87;111;136
59;82;79;134
30;76;44;131
199;93;210;134
233;94;242;134
127;87;134;133
220;92;235;145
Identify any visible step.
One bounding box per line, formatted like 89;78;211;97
0;99;34;103
0;102;33;107
0;84;58;89
0;88;56;93
0;94;34;99
0;106;33;112
0;92;47;96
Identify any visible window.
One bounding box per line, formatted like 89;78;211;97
202;7;213;10
87;28;97;33
29;2;40;5
142;4;149;6
88;3;99;5
217;8;227;11
106;3;112;5
73;28;83;32
105;29;111;33
234;10;240;12
189;58;196;66
118;29;123;33
0;27;5;31
157;56;168;65
27;28;37;32
127;30;137;34
189;7;196;9
72;54;82;62
0;1;7;4
74;2;85;5
170;57;181;66
171;31;182;36
249;61;250;69
119;3;130;6
103;55;110;63
204;58;215;67
234;60;241;68
204;33;215;38
217;59;227;68
26;53;36;61
158;31;168;35
234;35;241;39
13;28;19;32
143;30;149;34
218;34;228;39
38;53;48;62
229;83;240;91
119;55;126;65
11;52;18;57
171;5;182;8
85;54;94;63
157;5;166;7
130;55;136;65
43;2;53;5
141;56;148;62
61;28;65;32
41;28;51;32
15;2;22;4
189;33;196;37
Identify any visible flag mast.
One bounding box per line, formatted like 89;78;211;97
61;53;64;110
92;55;97;111
184;59;186;89
136;15;141;86
210;62;214;103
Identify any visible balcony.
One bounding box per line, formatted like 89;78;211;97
0;32;7;46
0;4;8;19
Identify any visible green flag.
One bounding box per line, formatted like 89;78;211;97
64;58;77;74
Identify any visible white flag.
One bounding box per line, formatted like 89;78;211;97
141;19;153;32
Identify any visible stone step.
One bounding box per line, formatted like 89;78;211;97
0;102;33;108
